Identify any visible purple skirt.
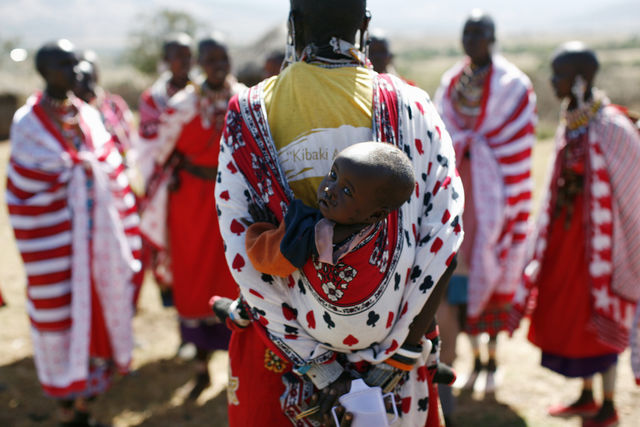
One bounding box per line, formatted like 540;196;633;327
541;352;618;378
179;317;231;351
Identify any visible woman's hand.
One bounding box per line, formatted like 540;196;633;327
307;372;352;425
331;406;353;427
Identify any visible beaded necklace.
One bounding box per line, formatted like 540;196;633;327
563;94;603;140
554;130;587;225
452;63;490;117
553;91;604;226
41;93;83;151
200;79;232;131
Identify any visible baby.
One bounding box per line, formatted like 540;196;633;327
246;141;416;275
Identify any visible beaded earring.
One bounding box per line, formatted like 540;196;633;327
571;75;586;109
282;12;298;71
360;10;372;57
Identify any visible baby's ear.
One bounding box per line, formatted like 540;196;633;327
367;207;390;224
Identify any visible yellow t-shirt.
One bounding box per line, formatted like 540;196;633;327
264;62;373;207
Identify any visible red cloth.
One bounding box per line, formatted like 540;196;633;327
168;116;238;318
173;110;222;167
0;287;5;307
89;278;113;360
528;195;618;358
425;372;442;427
227;324;292;427
96;92;143;302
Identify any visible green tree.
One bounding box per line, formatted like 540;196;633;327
123;9;205;75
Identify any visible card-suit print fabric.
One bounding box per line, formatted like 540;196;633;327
215;73;464;423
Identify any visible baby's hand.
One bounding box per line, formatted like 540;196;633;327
248;202;279;225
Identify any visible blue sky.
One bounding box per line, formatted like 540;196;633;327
1;0;638;50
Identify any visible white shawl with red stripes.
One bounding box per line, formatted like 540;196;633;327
435;54;537;317
514;99;640;383
7;94;141;395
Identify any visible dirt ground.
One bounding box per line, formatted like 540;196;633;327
0;139;639;427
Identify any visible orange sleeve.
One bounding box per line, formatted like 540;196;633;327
245;221;297;277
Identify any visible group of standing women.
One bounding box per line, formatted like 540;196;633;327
433;10;640;427
6;32;242;426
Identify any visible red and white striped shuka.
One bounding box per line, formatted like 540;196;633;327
435;54;537;318
513;95;640;384
7;93;141;397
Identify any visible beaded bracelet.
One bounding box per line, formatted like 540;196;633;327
395;346;422;360
385;357;414;372
384;342;424;371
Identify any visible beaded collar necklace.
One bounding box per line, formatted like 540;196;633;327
452;62;491;117
300;37;368;68
199;78;232;130
41;92;73;113
563;89;605;139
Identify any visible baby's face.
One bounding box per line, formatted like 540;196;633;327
316;154;385;225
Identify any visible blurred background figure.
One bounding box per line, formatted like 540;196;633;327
511;41;640;427
367;28;393;74
6;39;140;427
434;9;536;424
74;50;136;158
73;53;145;305
135;32;193;186
367;28;415;85
136;32;243;400
133;32;193;309
263;49;285;78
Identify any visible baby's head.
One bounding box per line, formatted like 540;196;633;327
317;141;415;226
